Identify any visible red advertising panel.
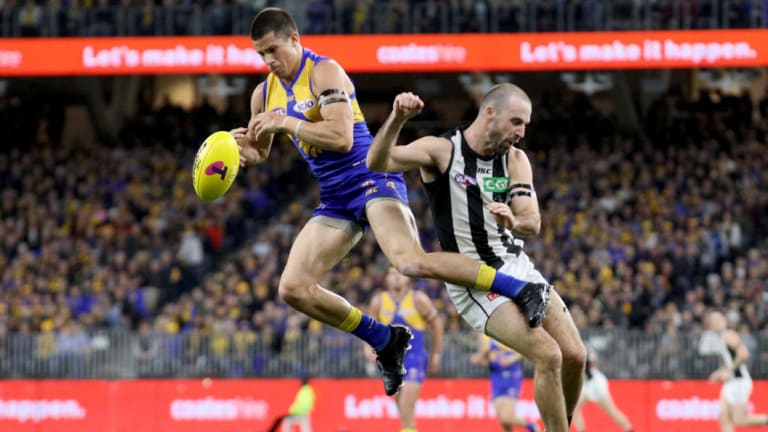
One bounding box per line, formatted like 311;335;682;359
0;379;766;431
0;30;767;76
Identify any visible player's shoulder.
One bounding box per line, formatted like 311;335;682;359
508;146;530;162
250;81;268;112
310;57;347;77
723;329;742;345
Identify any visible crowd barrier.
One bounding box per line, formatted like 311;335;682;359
1;378;765;431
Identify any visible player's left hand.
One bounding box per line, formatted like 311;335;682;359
250;112;286;140
486;202;514;227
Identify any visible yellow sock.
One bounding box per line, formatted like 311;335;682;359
475;264;496;291
338;307;363;332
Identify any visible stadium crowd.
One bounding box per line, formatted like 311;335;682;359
1;0;765;38
0;80;767;379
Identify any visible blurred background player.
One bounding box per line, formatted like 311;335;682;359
266;372;316;432
572;345;633;432
470;333;539;432
368;266;444;432
701;310;768;432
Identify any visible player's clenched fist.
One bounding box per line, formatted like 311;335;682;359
393;92;424;121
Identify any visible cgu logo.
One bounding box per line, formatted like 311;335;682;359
270;107;287;116
482;177;509;193
293;99;315;113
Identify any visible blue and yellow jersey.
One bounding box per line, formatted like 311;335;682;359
263;48;373;194
485;335;522;375
379;289;426;357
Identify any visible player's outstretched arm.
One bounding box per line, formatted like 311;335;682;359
367;92;440;173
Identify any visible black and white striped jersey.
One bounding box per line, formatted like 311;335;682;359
422;128;527;270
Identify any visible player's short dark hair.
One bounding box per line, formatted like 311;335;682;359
250;7;298;41
481;83;531;111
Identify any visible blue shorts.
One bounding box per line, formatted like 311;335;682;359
314;173;408;226
404;350;427;384
490;369;523;400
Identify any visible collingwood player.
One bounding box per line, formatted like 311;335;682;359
366;85;586;432
572;346;633;432
701;310;768;432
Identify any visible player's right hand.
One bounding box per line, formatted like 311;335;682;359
393;92;424;121
230;127;258;166
230;126;248;143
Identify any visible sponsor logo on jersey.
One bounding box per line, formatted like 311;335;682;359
482;177;509;193
294;99;316;113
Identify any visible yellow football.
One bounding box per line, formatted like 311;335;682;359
192;131;240;201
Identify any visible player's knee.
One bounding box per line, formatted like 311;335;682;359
563;340;587;373
389;253;430;279
278;277;310;307
532;345;563;372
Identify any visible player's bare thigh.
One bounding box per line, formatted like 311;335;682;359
365;198;424;260
281;216;362;285
542;290;585;360
485;302;560;365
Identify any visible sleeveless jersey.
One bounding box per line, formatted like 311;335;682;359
379;289;426;357
423;129;526;269
262;48;376;195
714;333;750;380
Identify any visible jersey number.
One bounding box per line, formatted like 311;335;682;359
299;140;322;158
498;226;523;256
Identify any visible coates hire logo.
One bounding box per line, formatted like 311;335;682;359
656;397;754;421
0;399;86;423
376;43;467;64
169;397;269;421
